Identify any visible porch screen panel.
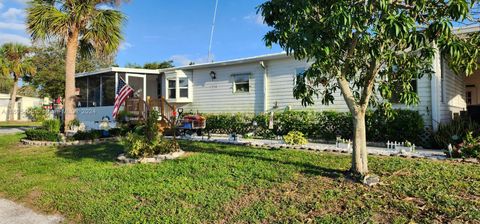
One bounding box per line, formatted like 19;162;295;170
128;76;144;99
101;75;115;106
88;76;101;107
76;77;88;107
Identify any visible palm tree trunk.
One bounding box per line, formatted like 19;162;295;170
7;79;19;121
64;30;79;129
351;110;368;175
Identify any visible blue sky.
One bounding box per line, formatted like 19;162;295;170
0;0;283;66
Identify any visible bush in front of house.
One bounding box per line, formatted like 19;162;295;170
433;117;480;149
42;119;61;133
447;132;480;159
25;106;49;122
203;109;425;145
122;110;180;158
72;130;102;141
25;129;59;141
283;131;308;145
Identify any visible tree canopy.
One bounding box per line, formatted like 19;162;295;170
259;0;480;176
125;61;175;69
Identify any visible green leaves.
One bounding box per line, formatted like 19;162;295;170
259;0;480;110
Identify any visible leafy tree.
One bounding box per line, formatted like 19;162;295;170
18;85;39;98
259;0;480;176
0;43;36;121
125;61;174;69
29;43;114;99
27;0;127;128
143;61;174;69
124;62;143;69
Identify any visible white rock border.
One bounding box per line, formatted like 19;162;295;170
117;150;185;164
21;137;121;147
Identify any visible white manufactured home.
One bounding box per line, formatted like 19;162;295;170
75;27;480;131
75;52;477;131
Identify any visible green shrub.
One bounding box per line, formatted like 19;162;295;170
109;128;122;137
67;119;80;130
72;130;102;141
25;129;58;141
448;132;480;159
434;117;480;149
203;109;425;145
42;119;61;133
122;132;177;158
25;106;48;122
283;131;308;145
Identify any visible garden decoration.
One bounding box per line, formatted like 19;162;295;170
336;137;352;152
386;141;416;154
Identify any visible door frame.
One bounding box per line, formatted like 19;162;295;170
126;73;147;101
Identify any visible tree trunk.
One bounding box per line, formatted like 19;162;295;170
64;31;79;130
7;79;19;121
351;110;368;176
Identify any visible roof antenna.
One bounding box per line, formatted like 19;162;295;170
208;0;219;62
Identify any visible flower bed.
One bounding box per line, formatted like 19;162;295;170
116;150;185;164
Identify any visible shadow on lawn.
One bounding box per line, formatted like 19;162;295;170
55;142;124;162
181;141;347;179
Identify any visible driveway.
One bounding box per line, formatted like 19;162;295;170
0;198;63;224
0;127;31;135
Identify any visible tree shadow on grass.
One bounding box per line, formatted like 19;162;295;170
55;142;124;162
180;141;347;179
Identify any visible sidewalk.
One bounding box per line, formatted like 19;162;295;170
0;198;63;224
182;135;447;160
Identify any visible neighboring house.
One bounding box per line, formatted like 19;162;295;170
75;26;480;131
0;93;44;121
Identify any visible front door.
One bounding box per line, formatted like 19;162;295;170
126;74;146;101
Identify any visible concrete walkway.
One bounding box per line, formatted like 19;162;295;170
0;199;63;224
0;127;31;135
181;135;447;160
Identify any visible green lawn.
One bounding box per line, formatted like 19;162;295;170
0;134;478;223
0;121;41;128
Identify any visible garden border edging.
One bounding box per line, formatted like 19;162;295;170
21;137;121;147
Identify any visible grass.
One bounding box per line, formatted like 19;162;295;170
0;134;478;223
0;121;41;128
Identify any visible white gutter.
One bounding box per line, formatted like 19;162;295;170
431;45;442;131
260;61;268;113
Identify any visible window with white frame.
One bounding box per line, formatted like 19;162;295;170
179;78;189;98
168;79;176;99
233;73;250;93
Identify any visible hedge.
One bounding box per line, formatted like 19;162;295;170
203;110;425;145
25;129;59;142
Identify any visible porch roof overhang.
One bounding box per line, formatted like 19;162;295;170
453;25;480;35
75;67;161;78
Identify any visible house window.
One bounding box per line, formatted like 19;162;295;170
391;79;418;103
168;79;176;99
179;78;188;98
233;73;250;93
466;91;473;105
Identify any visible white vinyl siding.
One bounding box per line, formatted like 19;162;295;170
439;59;467;123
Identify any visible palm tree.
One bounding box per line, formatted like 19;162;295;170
0;43;36;121
26;0;126;128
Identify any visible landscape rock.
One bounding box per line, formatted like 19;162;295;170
363;174;381;187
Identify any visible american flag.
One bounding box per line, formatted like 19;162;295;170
112;77;134;118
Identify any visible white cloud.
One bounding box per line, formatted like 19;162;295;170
119;42;132;50
243;13;266;26
0;21;25;30
169;54;211;66
0;32;30;45
1;7;25;22
0;2;4;10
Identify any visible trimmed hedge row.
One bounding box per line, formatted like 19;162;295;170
203;110;425;145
